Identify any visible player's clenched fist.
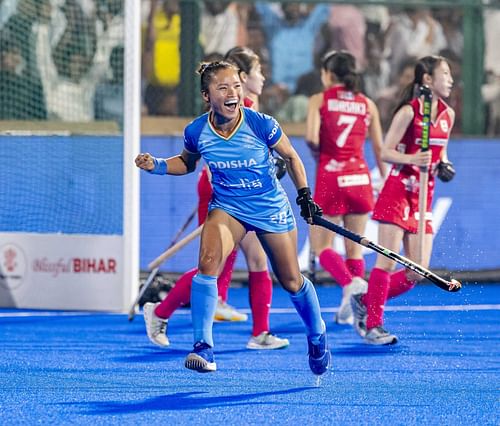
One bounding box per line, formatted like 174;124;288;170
135;153;168;175
135;153;155;171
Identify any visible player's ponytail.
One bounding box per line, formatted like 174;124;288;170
321;50;360;93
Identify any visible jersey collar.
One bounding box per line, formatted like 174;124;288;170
208;107;244;140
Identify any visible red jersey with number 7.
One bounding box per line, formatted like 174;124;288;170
313;84;374;215
319;84;370;165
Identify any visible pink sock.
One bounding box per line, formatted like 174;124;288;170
319;248;353;287
363;268;390;329
346;258;365;278
154;267;197;319
217;250;238;302
387;270;416;299
249;270;272;336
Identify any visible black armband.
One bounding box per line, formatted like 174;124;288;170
178;155;196;173
273;156;287;180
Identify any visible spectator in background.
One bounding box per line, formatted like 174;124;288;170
376;56;416;133
94;45;123;128
1;0;52;81
385;8;447;82
200;1;248;56
433;8;463;60
143;84;178;116
255;2;329;94
0;36;46;119
142;0;181;116
33;0;117;122
315;5;367;72
362;24;391;100
245;10;270;66
482;9;500;136
0;0;19;30
142;0;181;87
272;48;325;123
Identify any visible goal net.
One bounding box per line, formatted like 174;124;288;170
0;0;140;311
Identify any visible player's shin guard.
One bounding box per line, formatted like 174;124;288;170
319;248;353;287
191;273;218;347
249;270;272;336
387;269;416;299
364;268;390;330
155;267;197;319
346;258;365;279
289;275;325;343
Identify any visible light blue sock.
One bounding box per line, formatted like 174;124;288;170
191;273;218;348
289;275;325;344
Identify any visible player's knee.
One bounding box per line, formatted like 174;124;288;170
198;250;223;276
246;255;267;271
279;275;303;293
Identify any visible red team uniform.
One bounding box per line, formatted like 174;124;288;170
314;85;374;215
372;97;453;233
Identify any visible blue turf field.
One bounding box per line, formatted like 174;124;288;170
1;283;499;425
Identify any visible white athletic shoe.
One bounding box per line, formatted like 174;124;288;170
335;277;368;325
143;302;169;347
364;326;398;345
351;293;367;338
246;332;290;350
214;298;248;322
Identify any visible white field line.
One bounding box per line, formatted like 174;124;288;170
0;304;499;318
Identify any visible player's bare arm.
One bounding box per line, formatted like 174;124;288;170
273;134;308;190
367;98;387;178
134;149;201;175
305;93;322;156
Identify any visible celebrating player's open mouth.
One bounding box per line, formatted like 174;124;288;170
224;98;240;113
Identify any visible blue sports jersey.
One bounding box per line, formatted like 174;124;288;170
184;107;296;233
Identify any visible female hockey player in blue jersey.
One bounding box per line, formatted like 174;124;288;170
135;60;330;376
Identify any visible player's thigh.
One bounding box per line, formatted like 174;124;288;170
343;213;369;258
257;229;302;292
309;214;340;252
199;209;246;275
239;232;268;271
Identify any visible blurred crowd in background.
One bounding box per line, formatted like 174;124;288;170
1;0;500;135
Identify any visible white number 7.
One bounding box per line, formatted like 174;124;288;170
336;114;357;147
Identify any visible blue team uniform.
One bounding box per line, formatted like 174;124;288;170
184;107;296;233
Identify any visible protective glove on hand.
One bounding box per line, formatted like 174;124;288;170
296;187;322;224
436;161;455;182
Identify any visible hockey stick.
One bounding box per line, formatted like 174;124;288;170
417;85;432;264
128;207;198;321
148;225;203;270
312;215;461;292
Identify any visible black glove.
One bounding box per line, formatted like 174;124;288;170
273;156;287;180
437;161;456;182
296;187;322;224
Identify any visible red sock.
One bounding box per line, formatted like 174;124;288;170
249;270;272;336
217;250;238;302
319;248;352;287
155;267;197;319
363;268;390;329
387;269;416;299
346;258;365;278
